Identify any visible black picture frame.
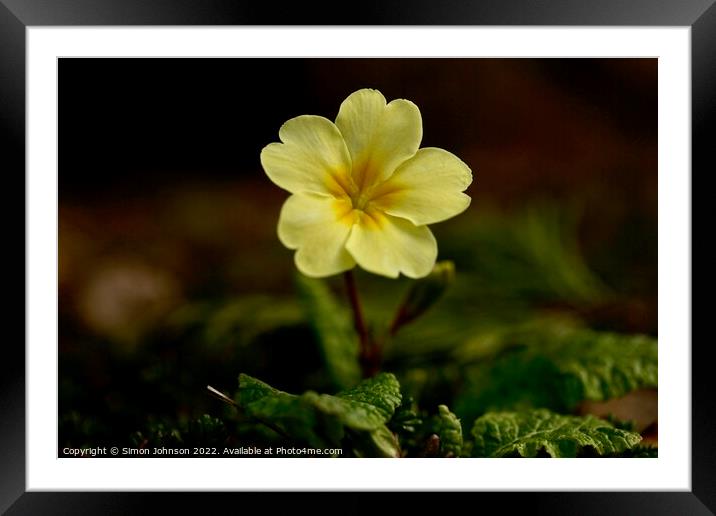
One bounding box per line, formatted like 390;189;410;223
1;1;710;513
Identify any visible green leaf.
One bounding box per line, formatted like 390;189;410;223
391;261;455;334
471;409;642;458
434;405;463;457
236;372;401;456
295;275;361;389
334;372;402;429
236;374;284;405
455;329;658;422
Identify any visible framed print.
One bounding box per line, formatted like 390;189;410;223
1;0;711;513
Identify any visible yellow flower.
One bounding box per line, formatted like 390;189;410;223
260;88;473;279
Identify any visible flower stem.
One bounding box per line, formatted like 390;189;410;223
344;270;369;347
344;270;379;377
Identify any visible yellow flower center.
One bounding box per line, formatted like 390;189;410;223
331;179;385;229
350;189;373;211
329;160;406;231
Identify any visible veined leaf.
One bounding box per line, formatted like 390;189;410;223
334;372;402;428
471;409;642;458
236;372;401;456
295;275;361;389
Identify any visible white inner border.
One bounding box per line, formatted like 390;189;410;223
27;27;691;491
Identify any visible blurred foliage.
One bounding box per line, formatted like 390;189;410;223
59;199;657;458
453;328;658;424
439;202;610;307
295;275;361;390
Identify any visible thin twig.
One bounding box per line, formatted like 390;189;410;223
388;304;408;337
207;385;237;406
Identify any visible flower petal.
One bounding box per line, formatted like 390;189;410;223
277;193;356;278
260;115;353;197
345;210;437;279
370;147;472;225
336;89;422;190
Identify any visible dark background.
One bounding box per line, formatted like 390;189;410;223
60;58;656;200
58;58;657;451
